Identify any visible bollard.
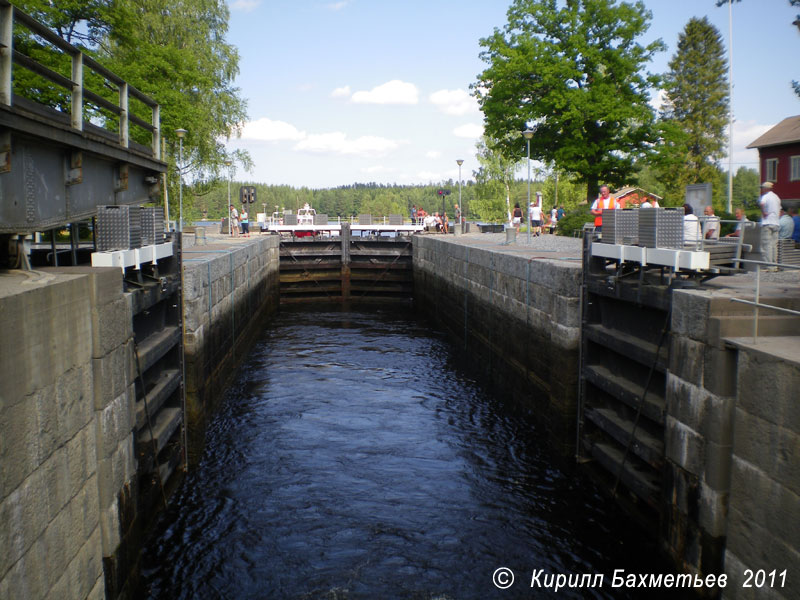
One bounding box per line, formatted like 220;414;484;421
195;226;207;245
505;227;516;244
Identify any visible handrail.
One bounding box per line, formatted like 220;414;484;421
728;259;800;343
0;3;161;158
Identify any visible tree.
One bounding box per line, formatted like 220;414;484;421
653;17;729;202
474;0;664;201
730;166;760;209
473;135;522;222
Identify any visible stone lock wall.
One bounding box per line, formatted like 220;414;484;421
666;286;800;599
0;267;137;600
412;236;582;454
182;236;280;463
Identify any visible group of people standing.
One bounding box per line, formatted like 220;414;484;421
511;200;565;235
228;204;251;237
590;182;798;271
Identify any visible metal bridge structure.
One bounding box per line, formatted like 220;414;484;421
0;0;165;252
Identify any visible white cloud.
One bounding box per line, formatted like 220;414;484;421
453;123;484;139
230;0;260;12
361;165;396;174
429;88;479;116
331;85;352;98
241;117;305;141
351;80;419;105
416;170;447;182
425;150;441;159
730;119;772;170
294;132;401;156
326;1;349;9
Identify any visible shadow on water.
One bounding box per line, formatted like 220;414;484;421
140;304;681;599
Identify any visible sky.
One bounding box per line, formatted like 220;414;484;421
222;0;800;189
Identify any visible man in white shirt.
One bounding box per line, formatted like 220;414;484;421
702;206;720;240
758;181;781;268
530;201;543;236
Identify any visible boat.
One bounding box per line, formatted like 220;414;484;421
294;203;316;237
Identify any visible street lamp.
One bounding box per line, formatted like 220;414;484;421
176;128;187;232
456;159;464;233
523;128;534;244
225;160;232;235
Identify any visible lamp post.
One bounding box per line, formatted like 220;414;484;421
456;159;464;233
224;160;232;235
523;128;534;244
176;128;187;232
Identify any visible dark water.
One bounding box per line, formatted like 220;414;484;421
140;307;675;599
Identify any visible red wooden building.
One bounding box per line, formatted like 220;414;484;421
747;114;800;204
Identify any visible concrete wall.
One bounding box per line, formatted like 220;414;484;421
413;236;582;453
665;290;740;586
182;236;280;463
0;267;136;600
724;342;800;600
666;286;800;599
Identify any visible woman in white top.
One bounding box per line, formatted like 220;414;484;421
683;204;700;244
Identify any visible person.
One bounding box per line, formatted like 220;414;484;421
512;202;522;233
546;213;556;234
434;212;443;233
683;204;700;244
240;207;250;237
758;181;781;268
702;205;720;240
229;204;239;237
557;205;566;221
411;204;418;225
442;211;449;234
590;185;619;231
454;203;461;226
550;207;558;226
640;196;659;208
724;207;746;237
779;208;794;240
530;201;543;236
790;208;800;244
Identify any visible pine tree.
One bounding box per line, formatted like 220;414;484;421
654;17;729;203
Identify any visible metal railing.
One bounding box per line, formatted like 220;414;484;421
0;1;160;158
729;258;800;343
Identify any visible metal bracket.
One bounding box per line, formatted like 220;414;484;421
0;129;10;173
66;151;82;185
115;163;129;191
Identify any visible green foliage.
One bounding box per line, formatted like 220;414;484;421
653;17;729;200
12;0;250;223
729;167;760;209
554;205;593;237
475;0;664;200
189;181;479;224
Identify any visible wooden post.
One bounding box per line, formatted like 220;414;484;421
341;222;350;301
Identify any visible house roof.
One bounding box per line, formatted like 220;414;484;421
612;186;663;201
746;115;800;149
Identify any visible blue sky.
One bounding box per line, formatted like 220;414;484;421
223;0;800;188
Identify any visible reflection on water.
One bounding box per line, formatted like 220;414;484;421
140;307;670;599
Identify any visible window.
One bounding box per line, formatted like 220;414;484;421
766;158;778;182
791;155;800;181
